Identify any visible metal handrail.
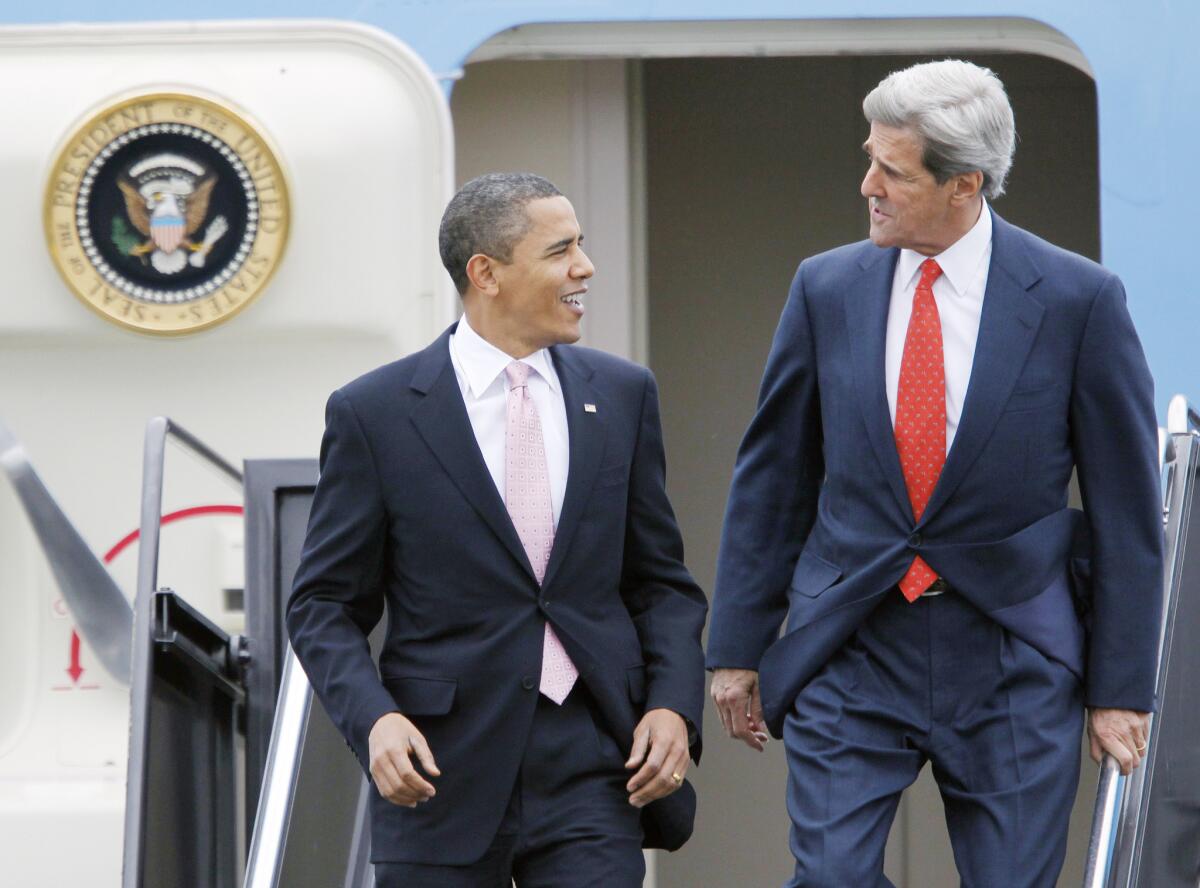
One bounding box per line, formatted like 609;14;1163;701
122;417;242;888
243;646;314;888
1159;429;1175;477
1083;395;1195;887
342;779;375;888
1084;756;1125;888
1166;394;1200;436
0;416;133;683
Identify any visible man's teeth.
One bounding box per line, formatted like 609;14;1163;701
561;294;583;307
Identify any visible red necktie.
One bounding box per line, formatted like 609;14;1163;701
895;259;945;602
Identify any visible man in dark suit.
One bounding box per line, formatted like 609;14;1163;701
707;60;1162;886
288;173;706;887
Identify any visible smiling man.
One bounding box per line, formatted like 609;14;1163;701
288;172;706;887
707;61;1162;886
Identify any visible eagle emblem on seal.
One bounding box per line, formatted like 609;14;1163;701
115;153;229;275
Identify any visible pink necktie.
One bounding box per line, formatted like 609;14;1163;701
895;258;946;602
505;361;578;704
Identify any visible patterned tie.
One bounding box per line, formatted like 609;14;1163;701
895;259;946;602
504;361;578;704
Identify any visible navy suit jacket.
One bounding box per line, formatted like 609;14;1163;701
287;326;707;864
707;211;1163;737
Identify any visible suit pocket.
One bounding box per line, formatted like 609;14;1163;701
790;549;842;599
1003;383;1063;413
626;664;647;706
382;676;457;716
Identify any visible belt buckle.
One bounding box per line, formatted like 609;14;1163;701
921;577;949;597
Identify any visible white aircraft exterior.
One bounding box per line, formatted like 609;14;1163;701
0;4;1194;886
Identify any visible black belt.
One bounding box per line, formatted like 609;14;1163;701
921;577;950;596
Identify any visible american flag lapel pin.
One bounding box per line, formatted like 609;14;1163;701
584;403;597;413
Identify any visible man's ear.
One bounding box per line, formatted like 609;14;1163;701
465;253;500;297
949;170;984;206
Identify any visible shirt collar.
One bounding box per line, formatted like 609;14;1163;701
897;198;992;297
451;314;560;398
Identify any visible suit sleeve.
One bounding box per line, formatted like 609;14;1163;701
1070;274;1163;711
620;369;709;759
706;262;824;671
286;389;398;770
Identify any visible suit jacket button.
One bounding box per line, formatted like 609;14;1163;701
908;532;922;548
522;676;535;690
541;598;551;609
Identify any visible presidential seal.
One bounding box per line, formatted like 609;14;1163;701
45;92;289;334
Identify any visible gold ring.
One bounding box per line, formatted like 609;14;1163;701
1136;743;1147;752
671;772;683;784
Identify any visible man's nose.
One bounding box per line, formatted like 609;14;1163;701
861;164;882;199
573;248;595;280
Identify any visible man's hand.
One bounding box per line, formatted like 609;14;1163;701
711;668;769;752
368;712;441;807
1088;707;1151;776
625;708;690;808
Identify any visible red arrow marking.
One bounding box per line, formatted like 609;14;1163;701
102;504;244;564
67;630;83;684
59;504;245;690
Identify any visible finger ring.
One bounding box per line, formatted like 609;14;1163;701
671;772;683;784
1136;743;1147;752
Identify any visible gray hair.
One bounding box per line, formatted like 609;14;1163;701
863;59;1016;199
438;172;562;295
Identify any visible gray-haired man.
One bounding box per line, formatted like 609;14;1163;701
708;60;1160;886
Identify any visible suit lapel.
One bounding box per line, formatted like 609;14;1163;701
846;245;914;520
409;327;537;583
921;212;1045;522
541;345;606;591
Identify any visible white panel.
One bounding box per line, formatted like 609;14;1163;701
452;59;577;193
0;481;38;760
570;60;642;362
1;21;455;341
0;21;452;887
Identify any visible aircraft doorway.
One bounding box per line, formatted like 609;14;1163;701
452;46;1099;888
642;52;1098;888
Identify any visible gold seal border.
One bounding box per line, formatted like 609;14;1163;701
44;89;291;336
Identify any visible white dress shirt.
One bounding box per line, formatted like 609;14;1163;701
449;315;569;526
885;201;993;452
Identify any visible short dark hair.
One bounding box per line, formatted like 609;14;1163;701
438;172;563;295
